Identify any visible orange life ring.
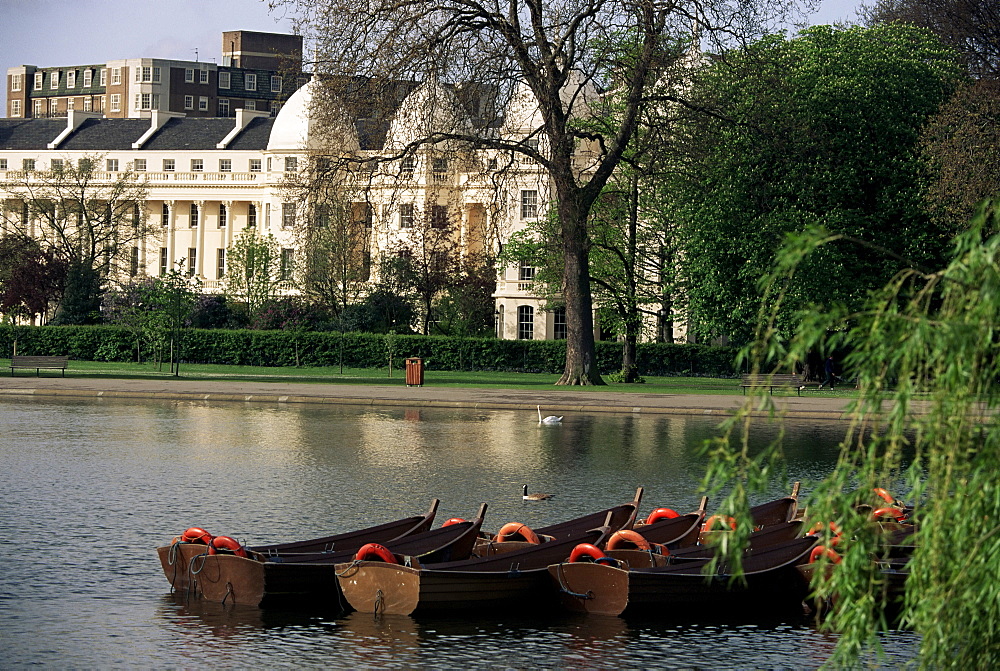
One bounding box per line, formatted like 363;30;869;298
181;527;213;544
568;543;616;564
873;487;895;504
495;522;541;544
606;529;652;551
354;543;398;564
872;507;907;522
701;515;737;533
208;535;248;558
645;508;680;524
808;545;841;564
806;521;842;537
442;518;467;527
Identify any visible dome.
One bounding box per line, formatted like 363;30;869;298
385;79;473;150
267;78;360;152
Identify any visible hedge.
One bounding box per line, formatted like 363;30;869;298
0;325;738;377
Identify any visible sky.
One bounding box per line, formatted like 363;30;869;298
1;0;866;112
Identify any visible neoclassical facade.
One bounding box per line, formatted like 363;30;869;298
0;78;579;339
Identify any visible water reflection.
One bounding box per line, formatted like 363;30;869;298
0;396;916;668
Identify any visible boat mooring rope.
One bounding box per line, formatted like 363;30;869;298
554;564;595;600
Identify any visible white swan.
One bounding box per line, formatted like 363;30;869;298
522;484;553;501
537;405;563;425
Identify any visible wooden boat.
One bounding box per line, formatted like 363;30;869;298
193;503;488;607
748;482;801;528
335;488;646;616
548;535;818;616
599;498;709;568
473;487;644;556
156;499;440;593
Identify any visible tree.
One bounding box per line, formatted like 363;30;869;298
920;79;1000;231
278;0;804;384
223;228;284;322
431;260;498;337
668;24;963;344
0;155;150;324
705;198;1000;667
861;0;1000;78
0;234;66;324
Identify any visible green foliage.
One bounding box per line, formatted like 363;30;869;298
224;229;284;321
670;24;964;344
706;199;1000;667
0;324;737;375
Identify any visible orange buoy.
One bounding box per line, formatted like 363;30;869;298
606;529;652;551
181;527;213;544
873;507;907;522
809;545;841;564
207;535;248;558
701;515;738;534
873;487;895;504
495;522;541;544
645;508;680;524
354;543;398;564
568;543;615;564
442;518;467;527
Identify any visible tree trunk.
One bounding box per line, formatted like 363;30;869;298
556;190;603;386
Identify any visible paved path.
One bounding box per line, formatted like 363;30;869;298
0;375;856;420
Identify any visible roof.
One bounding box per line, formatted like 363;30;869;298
0;116;276;152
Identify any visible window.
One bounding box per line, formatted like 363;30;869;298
218;98;230;117
219;159;231;173
111;68;121;85
553;307;567;340
245;100;256;111
51;159;64;171
67;70;76;88
432;158;448;182
100;69;107;86
160;247;168;275
0;159;7;170
249;158;261;173
521;190;538;219
430;251;448;273
23;158;36;171
245;73;257;91
161;203;170;226
400;155;415;178
270;101;281;117
200;69;209;84
198;96;208;111
163;158;175;172
282;202;296;228
83;97;92;112
66;98;75;112
431;205;448;229
219;71;231;89
110;94;121;112
135;67;142;82
191;159;203;172
218;203;227;227
189;203;199;227
130;247;139;277
106;159;119;172
399;203;414;229
185;69;194;83
98;96;105;112
50;71;59;89
10;100;21;117
137;92;152;110
284;156;297;172
134;159;146;171
217;248;226;279
83;69;92;87
11;74;22;91
519;261;536;282
34;72;43;90
184;95;194;110
270;75;282;93
131;203;142;230
153;67;161;83
517;306;534;340
280;248;294;280
33;99;42;116
248;203;258;227
187;248;197;276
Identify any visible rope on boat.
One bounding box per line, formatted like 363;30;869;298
335;560;364;577
221;582;234;607
189;551;210;576
166;541;182;590
373;589;385;619
554;564;595;600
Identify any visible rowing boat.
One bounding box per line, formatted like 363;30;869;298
193;504;488;607
156;499;440;593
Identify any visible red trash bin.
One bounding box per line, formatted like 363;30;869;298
405;357;424;387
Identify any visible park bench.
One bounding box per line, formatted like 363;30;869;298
740;373;818;396
10;355;69;377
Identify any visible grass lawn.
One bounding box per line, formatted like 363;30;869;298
1;358;859;397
